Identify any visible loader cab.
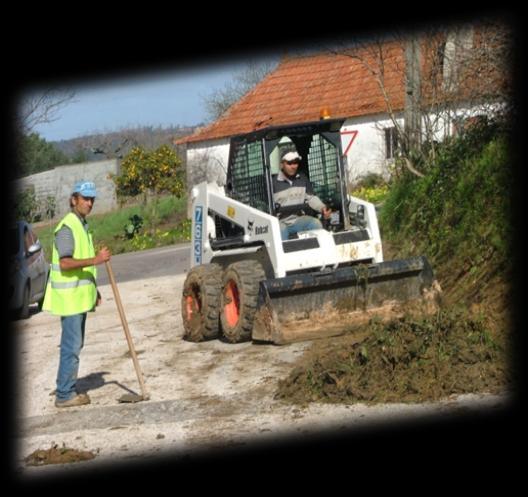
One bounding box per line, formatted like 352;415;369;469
225;118;350;232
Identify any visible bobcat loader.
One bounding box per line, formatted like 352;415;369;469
182;119;441;344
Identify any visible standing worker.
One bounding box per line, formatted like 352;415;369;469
42;181;111;408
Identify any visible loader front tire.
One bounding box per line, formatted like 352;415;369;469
220;260;265;343
181;264;223;342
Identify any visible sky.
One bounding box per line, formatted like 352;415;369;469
24;58;270;142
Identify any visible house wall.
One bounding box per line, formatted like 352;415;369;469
185;103;493;195
341;102;503;186
341;114;402;185
186;139;230;188
184;116;405;193
185;139;230;216
340;103;497;184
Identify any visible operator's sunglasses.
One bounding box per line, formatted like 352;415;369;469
285;160;300;165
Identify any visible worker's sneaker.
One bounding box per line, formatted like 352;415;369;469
55;393;91;408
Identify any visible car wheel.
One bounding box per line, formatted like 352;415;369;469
17;283;30;320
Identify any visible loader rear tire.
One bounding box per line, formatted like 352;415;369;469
220;260;265;343
181;263;223;342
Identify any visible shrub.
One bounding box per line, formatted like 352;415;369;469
380;120;511;282
113;145;185;200
14;189;39;222
124;214;144;239
350;173;390;204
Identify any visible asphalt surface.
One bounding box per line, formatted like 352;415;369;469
96;244;190;286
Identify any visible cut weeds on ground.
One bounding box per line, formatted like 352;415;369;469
275;309;511;405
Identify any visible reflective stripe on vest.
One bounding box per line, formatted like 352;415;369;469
42;212;97;316
50;278;95;289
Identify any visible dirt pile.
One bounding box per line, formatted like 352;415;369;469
24;443;97;466
275;310;511;405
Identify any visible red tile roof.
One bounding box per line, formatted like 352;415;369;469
177;43;406;145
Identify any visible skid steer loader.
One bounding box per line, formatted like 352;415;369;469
182;118;441;344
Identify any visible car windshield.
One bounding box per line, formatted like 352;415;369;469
10;228;19;256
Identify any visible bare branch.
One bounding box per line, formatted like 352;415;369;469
330;36;408;140
188;149;227;186
402;157;425;177
19;88;76;134
202;61;278;122
327;21;512;177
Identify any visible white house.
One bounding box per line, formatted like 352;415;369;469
176;24;507;190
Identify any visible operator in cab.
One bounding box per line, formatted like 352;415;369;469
272;150;332;240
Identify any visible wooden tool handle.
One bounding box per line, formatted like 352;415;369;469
105;261;149;400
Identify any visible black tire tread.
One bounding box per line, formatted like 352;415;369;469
181;263;223;342
220;260;265;343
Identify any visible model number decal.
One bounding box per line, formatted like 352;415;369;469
193;206;203;264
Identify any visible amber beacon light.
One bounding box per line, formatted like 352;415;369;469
320;107;331;119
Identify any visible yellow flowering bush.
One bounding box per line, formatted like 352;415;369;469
350;184;390;204
114;145;185;198
129;220;192;250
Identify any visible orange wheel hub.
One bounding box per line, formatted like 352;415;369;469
185;292;200;319
224;280;240;327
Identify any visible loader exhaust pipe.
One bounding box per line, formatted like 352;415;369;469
252;256;441;344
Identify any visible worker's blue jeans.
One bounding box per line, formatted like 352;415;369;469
280;216;323;240
56;313;87;401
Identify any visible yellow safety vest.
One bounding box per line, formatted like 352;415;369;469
42;212;97;316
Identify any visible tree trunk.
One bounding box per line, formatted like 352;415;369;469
405;36;422;155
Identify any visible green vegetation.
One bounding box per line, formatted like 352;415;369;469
14;189;56;223
350;173;390;204
35;195;190;261
16;133;71;177
33;142;189;261
112;145;185;199
380;121;512;309
14;189;39;221
124;214;144;239
276;309;510;405
277;120;514;405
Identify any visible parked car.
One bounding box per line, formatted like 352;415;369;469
9;220;49;319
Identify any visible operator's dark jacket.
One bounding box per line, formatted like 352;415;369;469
272;171;326;226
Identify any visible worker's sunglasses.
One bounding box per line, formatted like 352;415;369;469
81;196;95;202
285;160;300;165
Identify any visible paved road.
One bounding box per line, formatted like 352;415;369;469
97;244;190;286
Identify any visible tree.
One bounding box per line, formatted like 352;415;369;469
15;88;76;177
71;125;193;163
202;61;277;122
113;145;185;201
329;20;512;178
18;88;76;135
17;133;70;177
70;146;90;164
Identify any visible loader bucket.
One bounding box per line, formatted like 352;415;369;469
252;256;442;344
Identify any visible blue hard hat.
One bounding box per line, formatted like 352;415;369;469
72;181;97;197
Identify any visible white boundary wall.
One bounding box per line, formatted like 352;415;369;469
12;159;119;220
